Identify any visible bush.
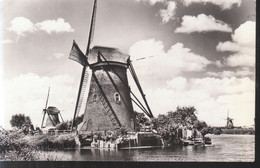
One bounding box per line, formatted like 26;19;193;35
25;134;76;150
0;129;42;161
0;128;76;161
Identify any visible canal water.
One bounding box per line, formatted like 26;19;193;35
44;134;254;161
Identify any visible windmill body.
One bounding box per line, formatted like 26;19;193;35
69;0;153;133
44;106;61;127
78;46;136;132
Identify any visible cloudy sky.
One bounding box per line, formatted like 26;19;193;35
0;0;256;129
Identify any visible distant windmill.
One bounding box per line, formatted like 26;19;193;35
41;87;64;128
225;110;234;129
69;0;153;132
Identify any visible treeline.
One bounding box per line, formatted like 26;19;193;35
217;128;255;135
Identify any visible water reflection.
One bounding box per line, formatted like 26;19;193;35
76;148;132;161
43;134;254;161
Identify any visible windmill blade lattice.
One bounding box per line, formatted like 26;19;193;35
45;87;50;110
41;87;50;128
75;68;90;117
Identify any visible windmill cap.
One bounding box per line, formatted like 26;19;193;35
88;46;130;64
47;106;60;115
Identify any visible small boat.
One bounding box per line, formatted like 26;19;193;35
181;139;194;146
204;137;212;145
194;138;204;146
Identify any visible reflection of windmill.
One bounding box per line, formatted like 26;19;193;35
41;87;64;128
69;0;153;132
226;110;234;129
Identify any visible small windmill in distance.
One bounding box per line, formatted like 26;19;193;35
41;87;64;129
226;109;234;129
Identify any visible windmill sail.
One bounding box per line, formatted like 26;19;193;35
70;0;97;131
41;87;50;128
75;68;90;117
69;40;87;66
86;0;97;55
128;60;153;118
69;40;90;118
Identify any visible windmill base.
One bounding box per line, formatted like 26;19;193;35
78;131;163;149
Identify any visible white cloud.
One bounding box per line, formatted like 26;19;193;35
189;77;254;96
136;0;165;5
129;39;164;60
7;17;74;38
129;39;211;82
2;73;79;129
158;1;177;23
175;14;232;33
232;21;255;46
216;21;255;67
35;18;74;34
181;0;242;10
46;53;65;61
207;68;254;78
216;41;240;52
1;39;14;44
167;76;187;90
214;60;224;68
7;17;37;37
145;76;254;127
225;54;255;67
53;53;65;59
136;0;176;23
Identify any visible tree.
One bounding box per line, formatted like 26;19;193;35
135;112;149;125
154;106;211;142
193;121;207;131
10;114;31;129
156;106;199;130
55;121;71;130
56;114;84;130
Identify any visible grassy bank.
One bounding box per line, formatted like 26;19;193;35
0;129;77;161
24;133;77;150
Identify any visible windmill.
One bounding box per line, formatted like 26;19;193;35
225;110;234;129
69;0;153;133
41;87;64;128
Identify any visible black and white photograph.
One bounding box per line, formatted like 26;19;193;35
0;0;256;163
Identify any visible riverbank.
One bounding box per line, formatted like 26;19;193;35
220;128;254;135
1;127;255;161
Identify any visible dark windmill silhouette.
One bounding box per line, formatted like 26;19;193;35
225;110;234;129
41;87;64;128
69;0;153;133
